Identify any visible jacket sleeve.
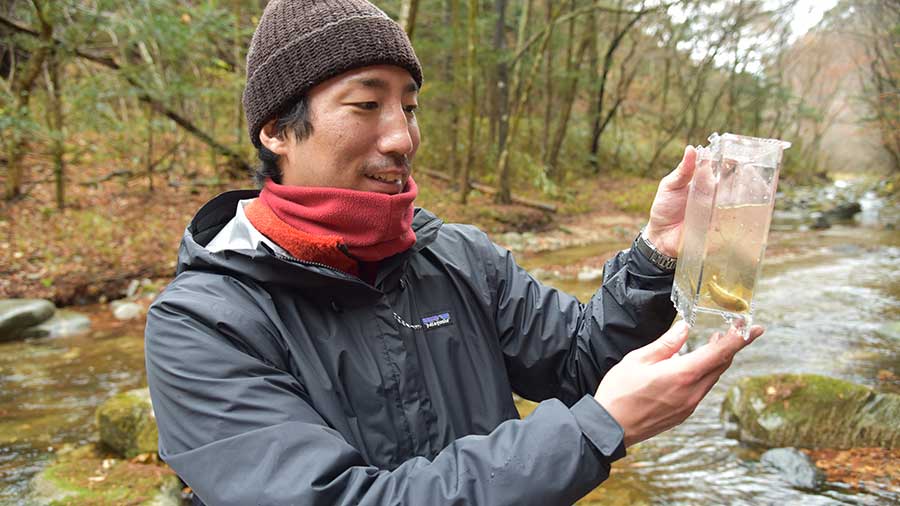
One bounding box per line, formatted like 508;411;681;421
146;274;625;506
486;236;677;405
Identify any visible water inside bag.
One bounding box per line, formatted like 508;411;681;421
672;133;791;337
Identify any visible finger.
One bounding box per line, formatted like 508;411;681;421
694;328;764;392
676;324;764;373
661;146;697;191
748;325;764;341
632;320;690;364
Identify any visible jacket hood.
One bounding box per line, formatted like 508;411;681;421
174;189;444;300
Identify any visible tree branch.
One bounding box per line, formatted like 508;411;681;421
0;13;253;178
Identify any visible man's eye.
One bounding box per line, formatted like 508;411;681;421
355;102;378;110
403;104;418;114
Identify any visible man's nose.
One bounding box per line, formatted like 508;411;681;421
377;106;415;157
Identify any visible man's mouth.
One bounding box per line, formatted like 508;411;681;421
365;173;405;186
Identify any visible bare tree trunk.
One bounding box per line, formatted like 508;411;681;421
493;0;509;169
539;0;554;165
445;0;462;178
46;44;64;209
146;105;155;191
547;3;589;182
495;13;554;204
588;1;649;172
399;0;420;40
4;0;52;201
459;0;477;204
234;1;244;147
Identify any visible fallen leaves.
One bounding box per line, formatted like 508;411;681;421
764;378;805;404
804;447;900;493
130;452;159;464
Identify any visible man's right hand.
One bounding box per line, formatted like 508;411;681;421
594;321;764;447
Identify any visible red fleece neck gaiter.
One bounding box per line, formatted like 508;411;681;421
258;177;418;262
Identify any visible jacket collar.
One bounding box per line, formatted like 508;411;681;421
177;189;443;299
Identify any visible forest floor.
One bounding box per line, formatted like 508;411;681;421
0;167;658;305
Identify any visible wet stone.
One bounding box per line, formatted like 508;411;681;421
18;310;91;339
760;447;825;490
112;301;143;321
809;212;831;230
0;299;56;342
824;201;862;221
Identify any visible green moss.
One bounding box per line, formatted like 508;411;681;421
722;374;900;449
95;389;158;459
33;445;181;506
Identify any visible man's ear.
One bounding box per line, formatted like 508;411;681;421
259;120;290;155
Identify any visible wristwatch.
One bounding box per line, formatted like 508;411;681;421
633;227;677;272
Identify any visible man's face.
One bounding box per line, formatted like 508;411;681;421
261;65;420;195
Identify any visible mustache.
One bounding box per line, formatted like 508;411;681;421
362;154;411;173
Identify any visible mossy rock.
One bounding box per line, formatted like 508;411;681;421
31;444;182;506
96;388;158;459
721;374;900;449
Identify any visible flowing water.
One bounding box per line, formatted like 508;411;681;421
521;189;900;506
0;326;147;504
0;184;897;505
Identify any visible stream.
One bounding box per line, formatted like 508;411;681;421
519;187;900;506
0;183;897;505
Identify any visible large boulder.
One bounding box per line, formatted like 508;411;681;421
19;310;91;339
721;374;900;449
96;388;158;459
31;444;182;506
0;299;55;341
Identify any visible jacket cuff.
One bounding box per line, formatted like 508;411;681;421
570;395;626;462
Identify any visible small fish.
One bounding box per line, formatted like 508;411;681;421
708;275;749;312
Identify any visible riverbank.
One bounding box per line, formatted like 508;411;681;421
0;169;658;306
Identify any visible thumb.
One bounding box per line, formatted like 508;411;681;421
661;146;697;191
631;320;690;364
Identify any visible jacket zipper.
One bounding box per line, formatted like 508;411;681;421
272;252;347;275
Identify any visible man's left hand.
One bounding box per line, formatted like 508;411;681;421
644;146;697;258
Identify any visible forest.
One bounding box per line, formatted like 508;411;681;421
2;0;897;207
1;2;899;505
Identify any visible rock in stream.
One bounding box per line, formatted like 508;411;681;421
0;299;56;342
721;374;900;449
760;447;825;490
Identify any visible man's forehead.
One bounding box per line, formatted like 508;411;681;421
339;66;419;93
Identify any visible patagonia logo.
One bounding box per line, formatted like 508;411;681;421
421;312;452;330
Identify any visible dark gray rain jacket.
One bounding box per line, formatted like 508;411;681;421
145;189;676;506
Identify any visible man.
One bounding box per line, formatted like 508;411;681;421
145;1;763;505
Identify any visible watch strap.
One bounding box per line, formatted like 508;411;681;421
633;228;677;272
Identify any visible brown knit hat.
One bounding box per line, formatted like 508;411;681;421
243;0;423;148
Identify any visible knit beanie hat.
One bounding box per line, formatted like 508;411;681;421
243;0;424;149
